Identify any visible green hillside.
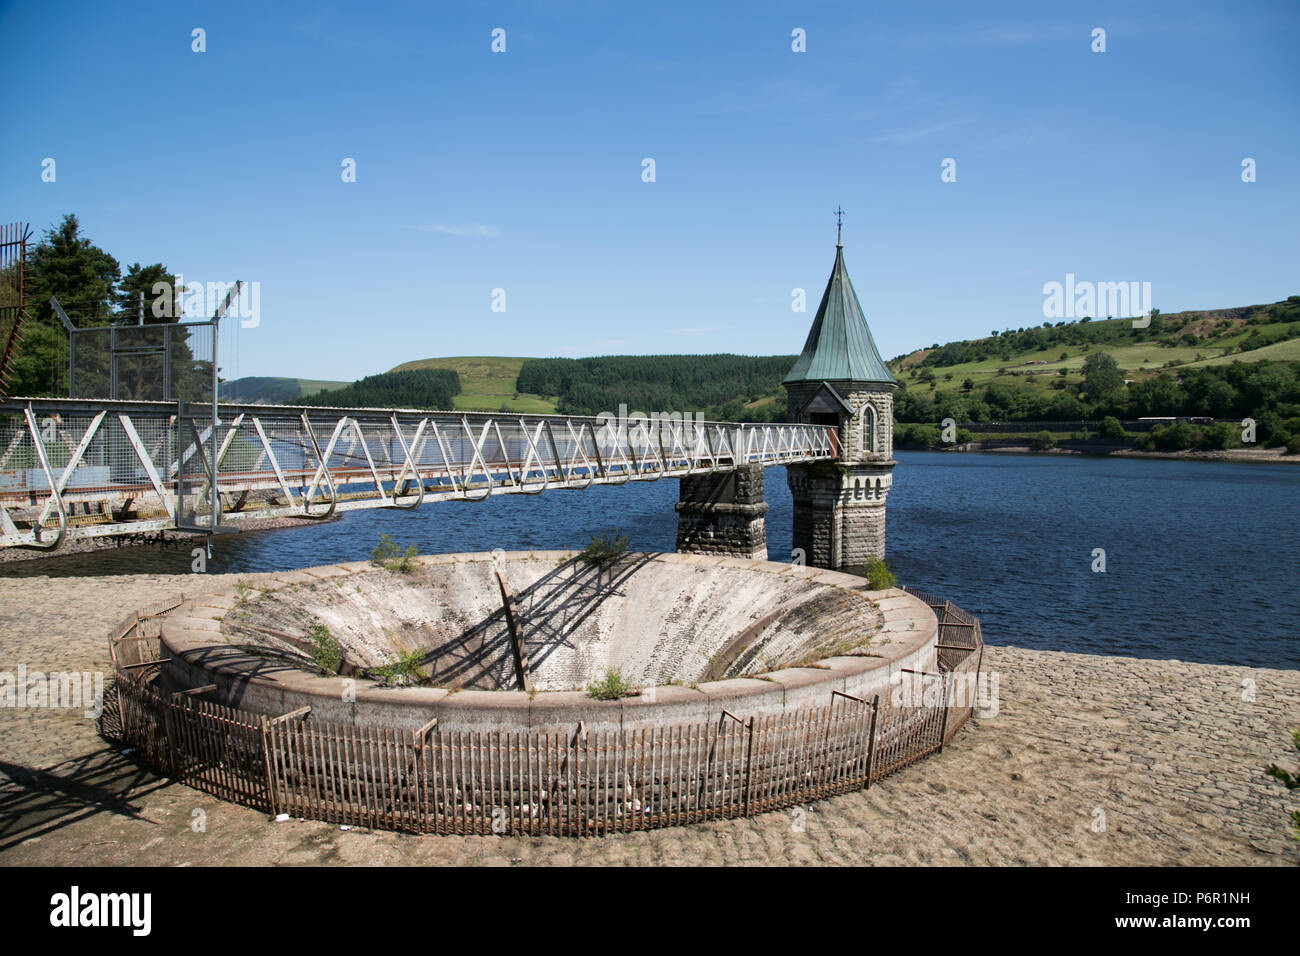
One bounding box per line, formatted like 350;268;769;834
887;297;1300;424
389;357;556;413
296;378;349;396
1184;336;1300;368
892;299;1299;379
221;376;348;403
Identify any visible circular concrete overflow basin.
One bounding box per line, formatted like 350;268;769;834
115;551;977;835
157;551;940;733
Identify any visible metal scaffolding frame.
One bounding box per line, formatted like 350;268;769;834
0;398;840;550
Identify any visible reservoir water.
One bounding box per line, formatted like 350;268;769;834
6;452;1297;669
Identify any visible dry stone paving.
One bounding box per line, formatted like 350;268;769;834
0;571;1296;865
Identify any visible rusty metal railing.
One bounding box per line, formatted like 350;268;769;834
106;589;984;836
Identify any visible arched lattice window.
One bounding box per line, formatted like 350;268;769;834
860;403;877;455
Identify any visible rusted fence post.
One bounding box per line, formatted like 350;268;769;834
108;613;140;742
743;715;755;817
259;716;278;817
259;706;309;819
937;672;951;752
413;717;438;833
720;710;749;818
864;695;879;788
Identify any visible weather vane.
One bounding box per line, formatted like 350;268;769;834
834;205;845;246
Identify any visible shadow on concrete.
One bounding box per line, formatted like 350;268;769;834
0;749;170;855
136;553;665;697
422;552;660;689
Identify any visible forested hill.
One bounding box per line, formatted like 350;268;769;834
298;368;461;410
516;355;796;420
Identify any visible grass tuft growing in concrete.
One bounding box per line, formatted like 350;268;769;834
308;622;343;676
370;533;418;572
578;532;629;568
586;668;633;700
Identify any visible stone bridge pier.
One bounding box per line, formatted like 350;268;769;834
674;463;768;561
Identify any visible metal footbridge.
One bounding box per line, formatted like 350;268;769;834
0;397;840;551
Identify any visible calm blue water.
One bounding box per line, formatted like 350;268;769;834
9;453;1298;669
884;453;1299;670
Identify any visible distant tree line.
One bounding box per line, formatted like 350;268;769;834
3;213;201;399
904;299;1300;370
896;356;1300;445
897;417;1300;453
516;355;796;421
220;377;304;404
300;368;461;410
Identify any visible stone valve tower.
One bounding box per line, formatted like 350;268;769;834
675;215;896;571
782;222;897;570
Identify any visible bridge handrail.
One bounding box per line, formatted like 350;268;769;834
3;395;823;431
0;398;840;550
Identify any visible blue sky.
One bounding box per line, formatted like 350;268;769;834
2;0;1297;382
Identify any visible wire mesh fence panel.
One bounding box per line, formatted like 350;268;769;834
66;318;216;404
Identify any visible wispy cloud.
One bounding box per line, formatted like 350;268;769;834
415;222;502;238
873;116;975;145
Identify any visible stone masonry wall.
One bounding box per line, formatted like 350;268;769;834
840;500;886;566
843;384;895;462
788;462;839;568
676;464;769;559
785;381;895;464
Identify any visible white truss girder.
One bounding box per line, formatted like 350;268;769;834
0;399;842;549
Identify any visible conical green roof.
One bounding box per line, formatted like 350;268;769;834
783;245;895;385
